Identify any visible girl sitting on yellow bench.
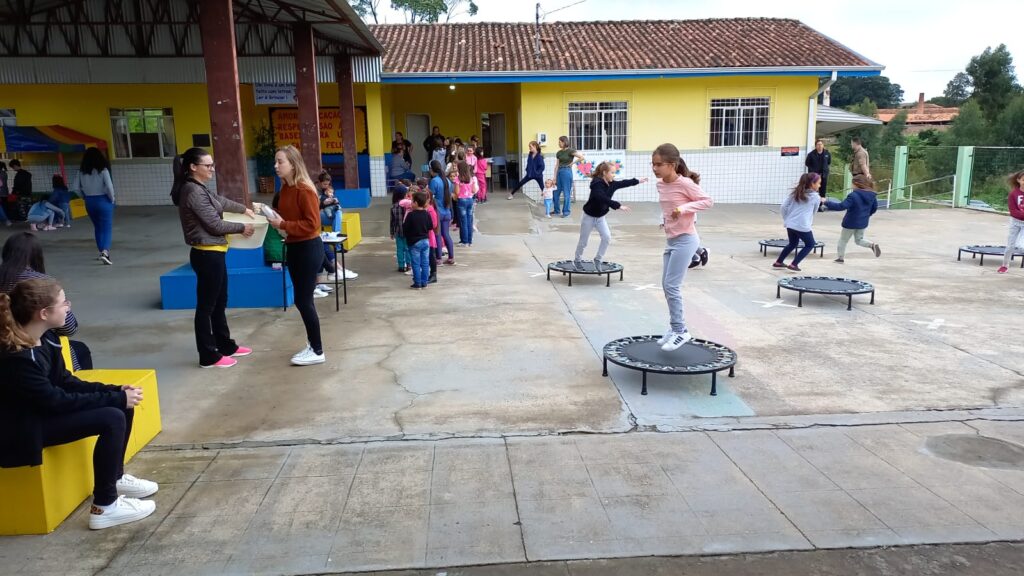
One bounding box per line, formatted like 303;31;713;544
0;278;159;530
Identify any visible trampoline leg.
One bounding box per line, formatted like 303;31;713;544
980;254;984;266
870;291;875;305
641;371;648;396
606;273;610;287
957;250;962;262
776;285;781;298
729;366;735;377
602;357;608;377
547;268;550;280
568;273;572;287
710;372;717;396
847;295;853;311
798;292;803;307
620;270;624;281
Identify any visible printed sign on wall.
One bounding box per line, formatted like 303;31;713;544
254;83;297;105
270;107;368;154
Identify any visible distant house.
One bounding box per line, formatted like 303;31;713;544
876;93;959;134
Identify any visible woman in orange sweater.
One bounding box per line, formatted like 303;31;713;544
266;146;325;366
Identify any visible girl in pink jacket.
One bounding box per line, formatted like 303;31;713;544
651;143;713;351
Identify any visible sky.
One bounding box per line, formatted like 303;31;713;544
365;0;1023;103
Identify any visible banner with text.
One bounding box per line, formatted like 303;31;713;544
270;107;367;155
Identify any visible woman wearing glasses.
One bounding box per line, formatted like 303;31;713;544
172;147;256;369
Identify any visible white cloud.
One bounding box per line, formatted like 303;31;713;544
366;0;1023;102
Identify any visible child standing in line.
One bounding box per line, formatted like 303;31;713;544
773;173;823;272
465;146;478;175
390;185;410;273
824;174;881;263
474;148;489;203
455;160;478;247
403;190;433;290
652;143;713;352
574;162;643;270
998;170;1024;274
426;193;440;284
542;179;555;218
49;175;73;228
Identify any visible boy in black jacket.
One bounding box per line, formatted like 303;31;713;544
574;162;645;270
402;190;433;289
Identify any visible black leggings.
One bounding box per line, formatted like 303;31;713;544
190;249;239;366
286;237;324;354
510;175;544;196
42;406;135;506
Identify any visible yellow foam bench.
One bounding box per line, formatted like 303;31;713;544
321;212;362;251
69;198;86;220
0;341;162;535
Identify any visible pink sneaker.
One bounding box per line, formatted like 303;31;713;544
997;266;1008;274
201;356;237;369
231;346;253;357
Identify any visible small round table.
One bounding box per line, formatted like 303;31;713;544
602;335;737;396
547;260;624;287
776;276;874;311
957;245;1024;268
759;238;825;258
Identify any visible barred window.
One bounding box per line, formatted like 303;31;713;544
709;97;770;147
110;108;177;158
568;101;627;151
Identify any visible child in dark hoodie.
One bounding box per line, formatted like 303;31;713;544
824;174;881;263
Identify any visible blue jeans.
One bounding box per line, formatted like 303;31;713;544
436;210;454;259
84;195;114;252
777;228;816;266
409;239;431;286
320;207;340;230
553;167;573;216
457;198;475;245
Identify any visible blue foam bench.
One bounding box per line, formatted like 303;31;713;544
160;248;293;310
337;188;371;209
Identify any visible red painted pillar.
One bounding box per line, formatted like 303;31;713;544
294;23;322;176
198;0;249;205
334;55;360;189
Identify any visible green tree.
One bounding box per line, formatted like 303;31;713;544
829;76;904;109
943;100;991;146
835;99;881;158
942;72;972;106
444;0;478;22
352;0;383;23
965;44;1021;122
391;0;477;23
993;95;1024;147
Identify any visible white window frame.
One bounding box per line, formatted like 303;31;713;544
709;97;770;147
568;101;628;152
109;107;177;159
0;109;16;127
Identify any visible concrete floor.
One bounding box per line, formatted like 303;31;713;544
5;195;1022;447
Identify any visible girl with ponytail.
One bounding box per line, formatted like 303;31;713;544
773;172;824;271
0;279;159;530
651;143;713;352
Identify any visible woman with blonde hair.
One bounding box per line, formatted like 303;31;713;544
265;146;325;366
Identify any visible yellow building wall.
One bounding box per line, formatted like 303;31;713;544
519;76;817;152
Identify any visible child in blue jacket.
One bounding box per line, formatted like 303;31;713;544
824;174;881;263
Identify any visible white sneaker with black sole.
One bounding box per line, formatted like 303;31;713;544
661;331;693;352
291;345;325;366
116;474;159;498
88;496;156;530
656;331;674;346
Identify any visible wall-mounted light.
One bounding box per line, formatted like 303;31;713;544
449;84;456;91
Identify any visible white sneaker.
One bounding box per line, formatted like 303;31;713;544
313;288;328;298
661;331;693;352
88;496;156;530
116;473;159;498
291;345;325;366
656;331;674;346
342;268;359;279
316;283;334;293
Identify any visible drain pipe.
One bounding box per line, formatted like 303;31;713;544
807;70;838;151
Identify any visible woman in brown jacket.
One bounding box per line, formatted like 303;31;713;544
173;147;255;369
265;145;325;366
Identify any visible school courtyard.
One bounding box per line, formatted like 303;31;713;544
1;198;1023;574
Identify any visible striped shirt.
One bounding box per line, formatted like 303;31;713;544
0;268;79;336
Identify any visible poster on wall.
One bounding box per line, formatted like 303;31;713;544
254;83;297;105
573;152;626;180
269;107;368;154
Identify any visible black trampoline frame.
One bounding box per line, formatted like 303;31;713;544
602;335;737;396
957;245;1024;268
777;276;875;311
547;260;624;287
759;238;825;258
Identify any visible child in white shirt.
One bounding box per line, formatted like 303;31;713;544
542;179;555;218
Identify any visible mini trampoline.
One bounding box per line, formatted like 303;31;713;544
777;276;875;311
957;245;1024;268
602;335;737;396
759;238;825;258
547;260;624;287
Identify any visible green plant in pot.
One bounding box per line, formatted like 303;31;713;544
252;122;277;195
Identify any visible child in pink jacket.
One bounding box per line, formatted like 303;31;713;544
474;149;489;203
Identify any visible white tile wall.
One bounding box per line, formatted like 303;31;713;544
369;156;387;197
521;148;805;205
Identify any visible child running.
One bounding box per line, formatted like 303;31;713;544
998;170;1024;274
652;143;713;352
772;173;823;271
574;162;644;271
823;174;881;263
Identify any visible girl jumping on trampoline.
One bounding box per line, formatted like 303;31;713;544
823;174;881;263
997;170;1024;274
573;162;644;271
652;143;713;352
773;173;823;271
